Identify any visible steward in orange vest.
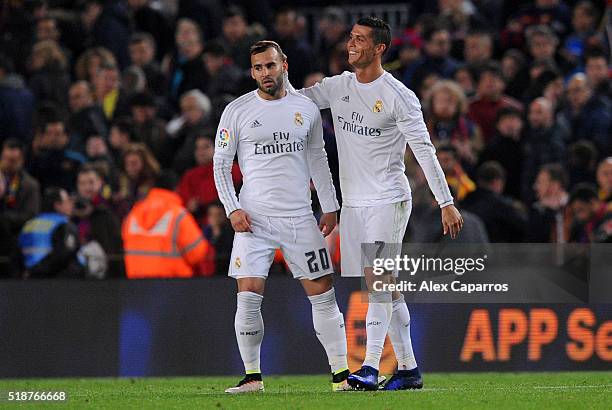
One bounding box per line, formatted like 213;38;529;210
122;171;208;278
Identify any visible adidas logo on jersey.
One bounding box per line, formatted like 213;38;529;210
341;95;350;102
250;120;262;128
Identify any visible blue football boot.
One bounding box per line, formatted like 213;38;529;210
347;365;380;391
381;368;423;391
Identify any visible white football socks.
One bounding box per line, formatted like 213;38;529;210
235;291;264;374
388;293;418;370
362;290;392;370
308;287;348;373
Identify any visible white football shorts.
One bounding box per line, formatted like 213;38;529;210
340;200;411;277
228;210;334;280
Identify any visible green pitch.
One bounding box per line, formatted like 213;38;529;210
1;372;610;409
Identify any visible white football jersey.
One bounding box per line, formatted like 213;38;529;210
213;90;339;217
297;71;453;208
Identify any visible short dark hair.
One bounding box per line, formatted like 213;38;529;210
35;102;66;133
203;41;226;57
224;5;246;20
111;117;135;140
2;138;25;153
129;92;156;108
475;60;502;83
250;40;286;61
584;47;608;63
495;106;523;124
41;187;66;213
130;32;156;49
569;183;599;204
477;161;506;185
540;163;568;189
154;170;179;191
356;16;391;54
78;163;104;179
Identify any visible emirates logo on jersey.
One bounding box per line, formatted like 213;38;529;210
373;99;383;113
294;112;304;126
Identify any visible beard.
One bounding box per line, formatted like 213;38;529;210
257;75;282;96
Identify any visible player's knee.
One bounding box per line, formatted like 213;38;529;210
237;278;265;295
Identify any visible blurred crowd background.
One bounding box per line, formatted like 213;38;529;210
0;0;610;278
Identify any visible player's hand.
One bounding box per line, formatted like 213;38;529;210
230;209;253;233
318;212;337;237
441;205;464;239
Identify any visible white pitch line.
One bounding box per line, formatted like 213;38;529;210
533;385;612;390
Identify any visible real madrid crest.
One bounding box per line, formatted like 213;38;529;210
373;99;383;113
294;112;304;126
235;257;241;269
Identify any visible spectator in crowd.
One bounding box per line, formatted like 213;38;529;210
502;0;571;50
596;157;612;203
163;90;212;173
561;73;611;156
126;0;172;60
522;97;569;202
500;49;527;99
108;117;135;168
122;170;208;278
128;33;166;97
27;40;70;107
567;140;598;187
561;1;602;67
468;61;523;142
272;7;314;88
316;7;349;74
407;184;489;243
436;143;476;201
200;201;236;276
528;163;572;242
201;41;245;98
217;5;262;70
29;111;85;193
129;93;167;163
0;139;40;235
453;65;476;98
80;0;131;69
75;47;117;83
177;134;241;221
35;16;61;43
72;165;124;278
425;80;482;168
525;25;564;72
94;63;128;120
84;134;118;190
461;161;527;242
407;23;460;91
164;18;205;107
0;54;34;143
568;183;612;243
116;142;160;215
68;81;108;153
479;107;524;199
438;0;489;48
584;49;611;100
34;16;73;66
463;30;494;67
18;187;85;278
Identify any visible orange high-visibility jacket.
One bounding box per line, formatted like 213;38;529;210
122;188;208;278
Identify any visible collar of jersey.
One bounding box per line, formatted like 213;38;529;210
253;89;289;104
352;71;388;89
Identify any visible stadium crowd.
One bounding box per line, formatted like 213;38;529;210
0;0;610;278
